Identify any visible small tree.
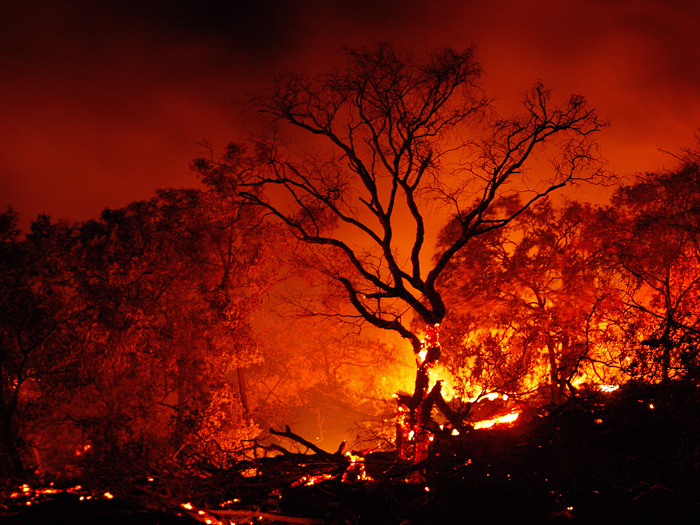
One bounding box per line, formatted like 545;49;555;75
197;44;607;460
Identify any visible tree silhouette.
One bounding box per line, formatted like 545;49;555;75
196;44;607;460
0;211;76;479
0;188;282;480
601;154;700;382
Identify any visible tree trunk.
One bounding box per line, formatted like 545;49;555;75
396;325;441;464
237;366;249;415
0;411;25;480
546;336;562;404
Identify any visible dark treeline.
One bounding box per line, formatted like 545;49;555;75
3;147;700;484
0;186;402;485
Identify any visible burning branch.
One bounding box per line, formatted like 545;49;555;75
186;506;324;524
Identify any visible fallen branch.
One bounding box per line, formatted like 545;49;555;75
203;508;324;524
270;425;345;457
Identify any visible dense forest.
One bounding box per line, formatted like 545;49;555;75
3;45;700;522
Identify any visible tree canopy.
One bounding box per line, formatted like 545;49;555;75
196;44;608;356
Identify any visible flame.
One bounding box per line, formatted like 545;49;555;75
418;348;428;363
342;451;374;482
472;410;521;430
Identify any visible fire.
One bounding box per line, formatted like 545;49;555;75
341;451;374;482
418;348;428;363
472;410;521;430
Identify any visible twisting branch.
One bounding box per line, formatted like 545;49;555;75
270;425;344;457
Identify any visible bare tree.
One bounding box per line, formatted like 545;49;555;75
196;44;607;460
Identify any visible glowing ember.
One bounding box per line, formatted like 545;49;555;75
74;443;92;456
292;473;336;487
599;384;620;393
35;487;60;495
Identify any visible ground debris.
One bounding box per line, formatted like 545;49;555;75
4;381;700;523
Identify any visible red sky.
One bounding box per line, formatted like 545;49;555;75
2;0;700;228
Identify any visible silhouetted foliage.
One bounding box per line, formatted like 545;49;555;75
600;156;700;382
0;189;282;482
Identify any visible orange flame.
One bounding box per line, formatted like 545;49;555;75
473;410;521;430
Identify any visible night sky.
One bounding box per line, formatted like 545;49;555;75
2;0;700;228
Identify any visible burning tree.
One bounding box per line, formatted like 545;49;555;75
436;198;623;405
196;44;607;461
